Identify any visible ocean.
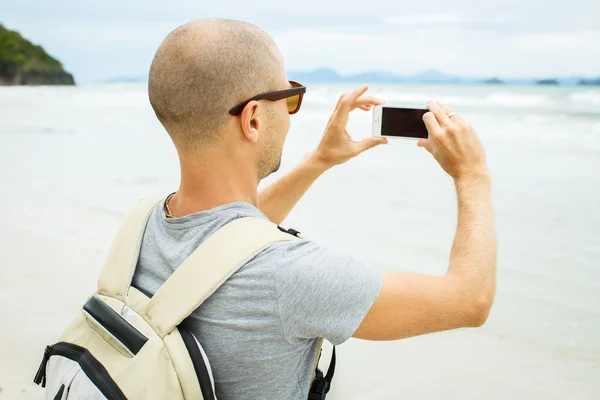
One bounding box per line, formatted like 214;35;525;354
0;83;598;399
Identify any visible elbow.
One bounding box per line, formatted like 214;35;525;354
449;272;496;328
468;292;495;327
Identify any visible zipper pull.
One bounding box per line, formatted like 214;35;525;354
33;345;53;387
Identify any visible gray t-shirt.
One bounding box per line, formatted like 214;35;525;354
132;199;383;400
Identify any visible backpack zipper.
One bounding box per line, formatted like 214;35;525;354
34;345;54;387
33;342;127;400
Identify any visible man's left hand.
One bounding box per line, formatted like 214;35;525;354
311;85;388;168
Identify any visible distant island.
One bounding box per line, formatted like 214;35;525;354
283;68;600;87
484;78;505;85
103;68;600;87
536;79;559;85
0;24;75;85
578;78;600;85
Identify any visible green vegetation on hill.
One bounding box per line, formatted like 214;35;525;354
0;24;74;85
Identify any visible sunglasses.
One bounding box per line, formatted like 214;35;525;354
228;80;306;116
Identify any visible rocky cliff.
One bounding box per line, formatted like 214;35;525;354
0;24;75;85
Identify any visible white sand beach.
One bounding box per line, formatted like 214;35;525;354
0;83;599;399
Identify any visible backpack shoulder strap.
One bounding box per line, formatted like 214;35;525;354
98;196;163;301
143;217;298;338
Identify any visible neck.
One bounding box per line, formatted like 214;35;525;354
169;149;259;217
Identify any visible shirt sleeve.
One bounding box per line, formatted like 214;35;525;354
272;239;383;346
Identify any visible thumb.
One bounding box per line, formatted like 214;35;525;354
355;137;388;154
417;139;434;155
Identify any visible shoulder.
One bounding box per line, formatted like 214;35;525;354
265;236;384;345
265;237;363;267
263;237;381;285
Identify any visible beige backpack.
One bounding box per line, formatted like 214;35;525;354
33;197;336;399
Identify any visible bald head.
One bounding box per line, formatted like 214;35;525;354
148;19;284;150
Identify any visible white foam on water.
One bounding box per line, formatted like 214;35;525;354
70;86;150;109
568;91;600;105
307;86;562;111
484;92;554;107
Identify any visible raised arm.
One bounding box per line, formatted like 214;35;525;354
258;85;388;224
353;101;497;341
258;153;329;225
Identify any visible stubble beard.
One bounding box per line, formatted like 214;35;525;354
258;149;282;181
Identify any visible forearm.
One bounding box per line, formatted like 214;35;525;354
258;152;330;225
447;172;497;307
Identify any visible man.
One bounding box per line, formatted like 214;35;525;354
134;18;496;399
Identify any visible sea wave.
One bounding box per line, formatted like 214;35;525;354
567;91;600;106
484;92;554;107
305;87;559;109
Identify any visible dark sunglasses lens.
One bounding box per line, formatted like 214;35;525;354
286;94;300;113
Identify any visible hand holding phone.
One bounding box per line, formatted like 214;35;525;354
313;85;388;168
372;101;487;180
418;101;487;180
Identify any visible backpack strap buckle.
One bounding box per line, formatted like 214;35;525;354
307;346;336;400
277;225;302;238
307;369;330;400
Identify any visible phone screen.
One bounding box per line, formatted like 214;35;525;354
381;107;429;139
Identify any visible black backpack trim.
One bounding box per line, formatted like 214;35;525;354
83;295;148;355
34;342;127;400
277;225;302;237
308;346;336;400
179;324;216;400
53;384;65;400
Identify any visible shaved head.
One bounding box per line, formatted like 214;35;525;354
148;19;285;151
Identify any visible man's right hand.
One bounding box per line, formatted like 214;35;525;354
418;101;488;180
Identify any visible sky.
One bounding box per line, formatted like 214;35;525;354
2;0;599;83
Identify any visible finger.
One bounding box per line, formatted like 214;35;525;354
331;85;369;126
437;102;454;115
354;96;384;106
339;85;369;112
427;100;452;127
355;136;388;154
330;94;346;122
353;97;383;112
327;95;345;125
417;139;434;155
437;101;466;125
423;111;441;135
348;84;370;104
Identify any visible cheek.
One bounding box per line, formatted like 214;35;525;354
272;102;290;139
281;103;290;135
283;112;290;136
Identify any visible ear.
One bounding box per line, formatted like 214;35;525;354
239;100;261;143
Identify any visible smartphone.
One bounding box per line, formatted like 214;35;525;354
372;105;429;140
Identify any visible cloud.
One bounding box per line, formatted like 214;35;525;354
513;30;600;52
3;0;600;81
507;30;600;76
383;14;462;25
